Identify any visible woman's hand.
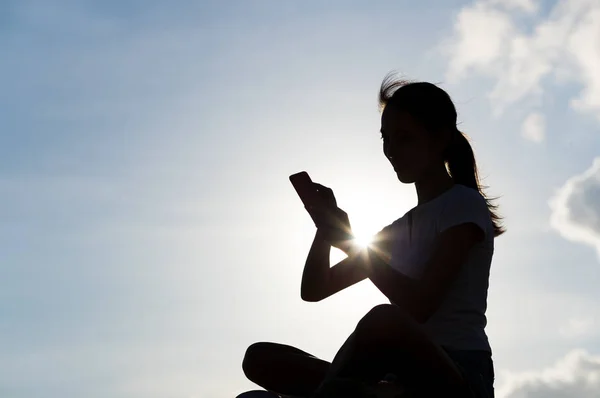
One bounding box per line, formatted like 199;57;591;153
312;183;338;208
313;208;355;254
307;183;354;253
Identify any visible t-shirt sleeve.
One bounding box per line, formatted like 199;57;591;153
438;187;491;239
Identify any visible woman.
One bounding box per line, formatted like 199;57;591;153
241;75;503;398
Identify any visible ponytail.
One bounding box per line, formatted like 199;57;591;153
445;129;478;190
446;128;505;237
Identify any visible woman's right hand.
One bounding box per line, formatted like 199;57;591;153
305;182;342;231
311;206;351;235
306;182;354;252
312;183;337;208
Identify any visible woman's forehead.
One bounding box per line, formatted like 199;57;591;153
381;108;417;129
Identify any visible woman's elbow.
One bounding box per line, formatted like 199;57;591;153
300;279;328;302
300;289;323;302
412;301;437;324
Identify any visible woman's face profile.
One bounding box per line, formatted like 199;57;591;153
380;106;438;184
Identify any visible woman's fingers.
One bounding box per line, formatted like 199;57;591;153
309;206;351;233
312;183;337;207
307;206;332;227
313;183;329;191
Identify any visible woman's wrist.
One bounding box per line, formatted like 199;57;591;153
315;228;330;241
355;246;378;273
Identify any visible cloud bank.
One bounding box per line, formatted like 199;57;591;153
550;157;600;256
498;349;600;398
443;0;600;142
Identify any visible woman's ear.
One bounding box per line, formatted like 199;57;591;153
438;128;454;158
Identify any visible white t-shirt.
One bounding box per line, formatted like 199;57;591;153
382;184;494;352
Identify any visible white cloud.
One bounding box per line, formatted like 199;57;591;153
445;3;516;82
497;349;600;398
521;112;545;142
444;0;600;124
567;7;600;115
549;157;600;255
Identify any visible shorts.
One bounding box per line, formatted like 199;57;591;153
443;348;495;398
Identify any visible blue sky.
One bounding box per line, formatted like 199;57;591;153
2;1;600;397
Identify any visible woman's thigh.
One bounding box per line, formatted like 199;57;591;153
348;304;466;393
242;342;330;397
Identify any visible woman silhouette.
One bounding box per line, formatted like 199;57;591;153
241;74;503;398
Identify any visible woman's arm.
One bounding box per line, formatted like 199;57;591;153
365;222;484;323
301;229;369;302
300;226;392;302
300;229;332;302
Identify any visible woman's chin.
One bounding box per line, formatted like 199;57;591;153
395;170;415;184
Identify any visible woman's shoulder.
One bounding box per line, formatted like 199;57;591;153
447;184;489;210
452;183;485;199
439;184;494;238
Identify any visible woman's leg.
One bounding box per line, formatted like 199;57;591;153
318;304;468;397
242;342;330;397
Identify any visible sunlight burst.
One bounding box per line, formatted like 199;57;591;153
353;231;374;248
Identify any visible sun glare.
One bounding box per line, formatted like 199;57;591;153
353;232;374;248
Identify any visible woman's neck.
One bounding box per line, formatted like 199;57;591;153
415;166;454;206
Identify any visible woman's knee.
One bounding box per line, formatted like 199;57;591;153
242;342;305;379
356;304;412;337
359;304;404;326
242;342;271;379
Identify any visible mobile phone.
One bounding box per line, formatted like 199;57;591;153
289;171;322;210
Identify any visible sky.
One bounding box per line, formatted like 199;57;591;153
1;0;600;397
